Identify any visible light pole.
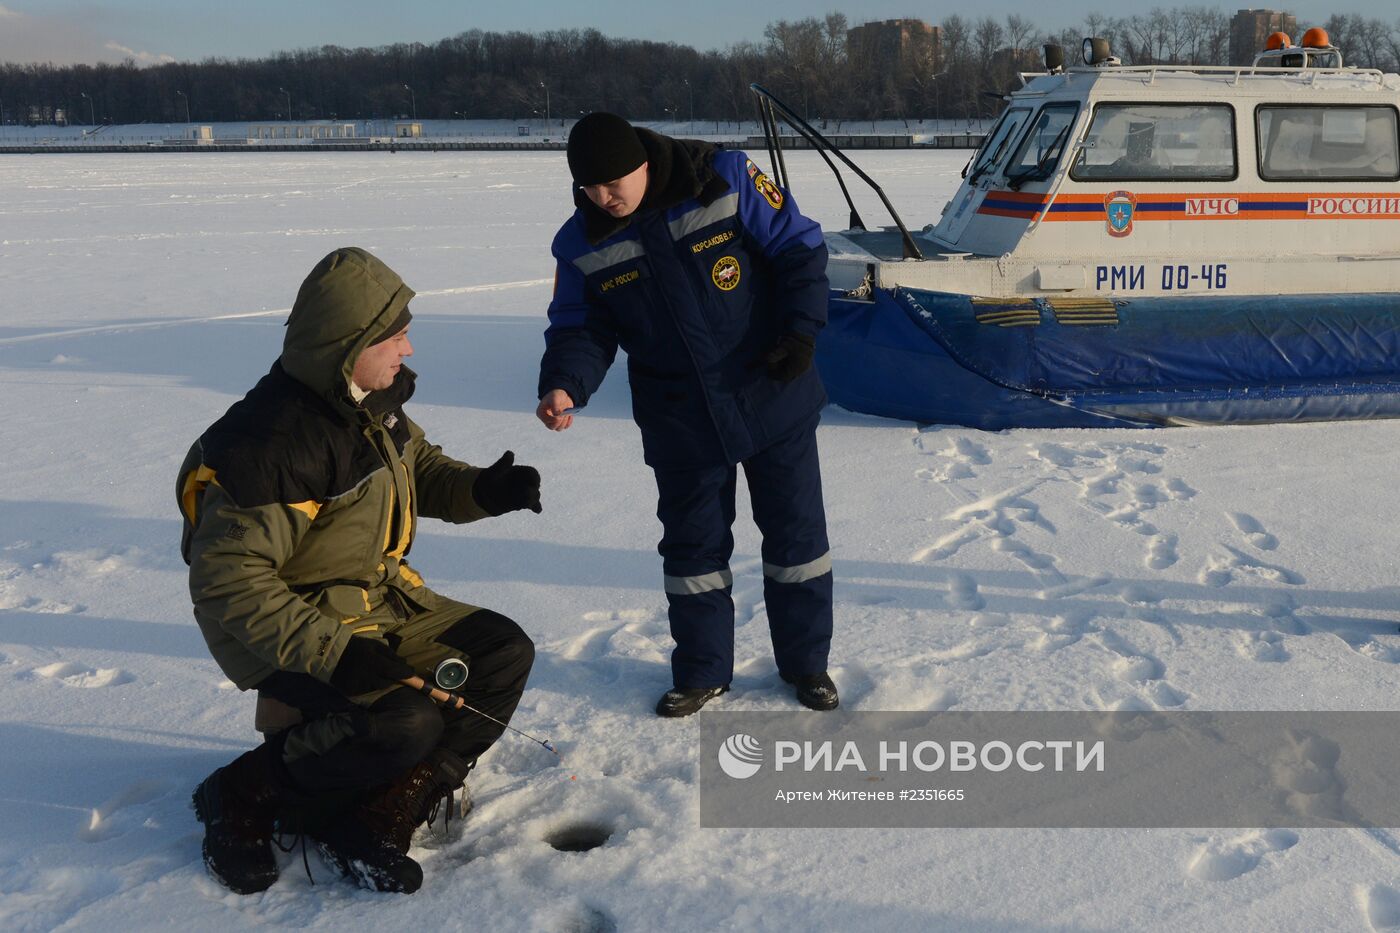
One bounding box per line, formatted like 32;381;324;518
403;84;416;120
539;81;549;125
279;87;291;121
684;78;693;134
175;89;190;124
930;71;947;130
80;91;95;126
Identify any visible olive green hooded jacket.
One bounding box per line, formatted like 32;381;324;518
177;247;492;690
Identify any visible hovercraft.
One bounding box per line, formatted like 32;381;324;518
752;29;1400;428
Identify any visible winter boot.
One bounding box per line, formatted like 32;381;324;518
655;684;729;718
191;744;285;895
358;748;475;854
310;749;473;893
780;671;839;711
311;814;424;894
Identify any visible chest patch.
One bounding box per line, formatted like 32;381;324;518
711;255;741;291
745;159;785;210
600;268;641;293
691;229;736;254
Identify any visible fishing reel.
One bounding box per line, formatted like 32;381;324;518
433;656;470;692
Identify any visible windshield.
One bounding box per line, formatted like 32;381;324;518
1007;104;1079;179
968;108;1031;182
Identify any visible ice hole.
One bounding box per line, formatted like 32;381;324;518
546;822;612;852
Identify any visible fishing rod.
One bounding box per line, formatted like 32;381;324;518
401;658;559;757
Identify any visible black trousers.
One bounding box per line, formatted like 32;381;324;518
257;607;534;794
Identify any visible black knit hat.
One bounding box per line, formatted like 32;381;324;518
369;306;412;345
567;112;648;186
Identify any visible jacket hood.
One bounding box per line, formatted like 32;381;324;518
279;247;415;415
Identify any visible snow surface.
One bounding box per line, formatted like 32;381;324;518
2;150;1399;932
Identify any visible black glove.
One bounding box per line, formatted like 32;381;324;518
330;637;414;696
764;331;816;383
473;451;542;516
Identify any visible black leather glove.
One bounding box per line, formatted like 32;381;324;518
765;331;816;383
473;451;542;516
330;637;414;695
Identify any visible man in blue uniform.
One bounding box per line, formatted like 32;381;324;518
535;112;837;717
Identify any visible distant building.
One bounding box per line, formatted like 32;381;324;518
848;18;943;73
1230;9;1298;65
248;123;357;140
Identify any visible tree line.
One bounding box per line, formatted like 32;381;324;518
2;10;1397;127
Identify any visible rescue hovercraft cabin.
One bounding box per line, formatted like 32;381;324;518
757;30;1400;428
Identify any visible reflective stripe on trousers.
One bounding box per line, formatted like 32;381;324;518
762;551;831;585
664;568;734;596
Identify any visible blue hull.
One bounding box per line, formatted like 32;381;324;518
816;288;1400;429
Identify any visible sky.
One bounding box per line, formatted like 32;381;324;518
0;0;1378;66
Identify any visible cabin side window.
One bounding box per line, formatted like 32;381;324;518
1256;106;1400;181
1071;104;1237;181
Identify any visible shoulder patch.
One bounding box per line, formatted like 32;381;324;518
744;158;784;210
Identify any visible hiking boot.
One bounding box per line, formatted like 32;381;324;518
357;748;474;854
655;684;729;718
417;783;473;851
780;671;840;711
191;744;284;895
312;814;423;894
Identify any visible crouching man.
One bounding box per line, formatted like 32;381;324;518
177;247;540;895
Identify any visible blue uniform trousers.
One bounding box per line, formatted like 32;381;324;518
653;415;833;688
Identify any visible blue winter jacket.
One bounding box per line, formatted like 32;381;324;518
539;134;829;469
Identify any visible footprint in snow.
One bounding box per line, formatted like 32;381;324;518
1026;442;1104;468
1030;609;1095;653
563;609;669;663
1198;546;1304;587
849;662;957;712
1236;630;1289;662
1227;512;1279;551
1118;584;1163;606
946;573;985;611
1115;456;1162;475
1096;629;1188;706
1186;829;1299;882
1359;884;1400;930
944;436;992;465
1333;633;1400;665
1145;533;1179;570
1163;478;1197;500
915;434;990;482
1;594;86;614
32;662;133;688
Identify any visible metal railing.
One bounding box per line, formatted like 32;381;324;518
1022;63;1389;88
750;83;923;260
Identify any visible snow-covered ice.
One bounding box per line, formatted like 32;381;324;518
2;150;1399;931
